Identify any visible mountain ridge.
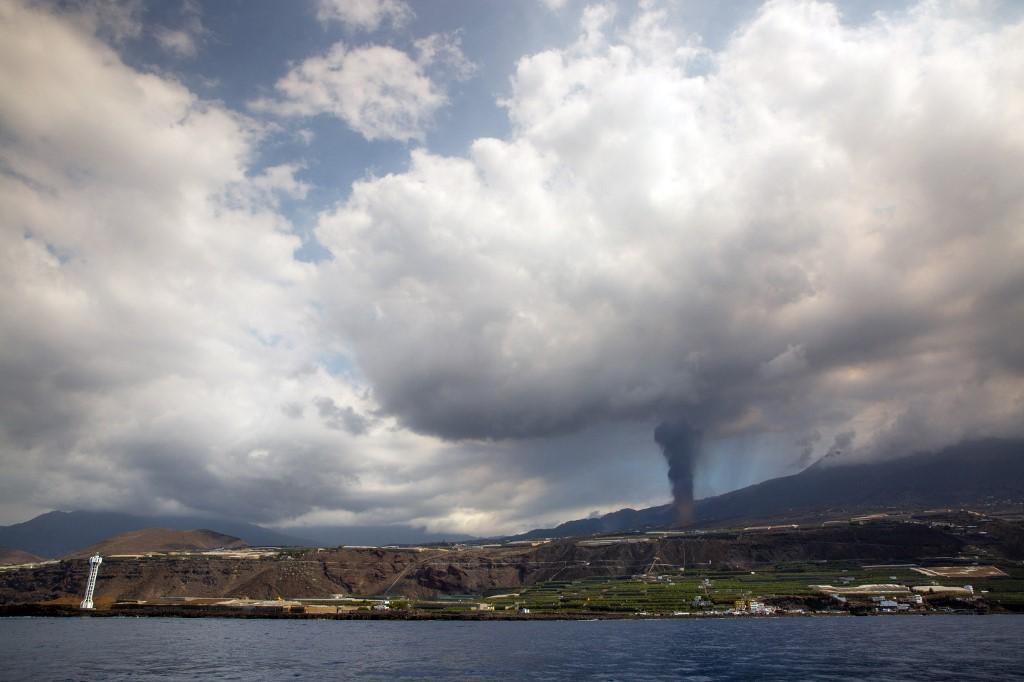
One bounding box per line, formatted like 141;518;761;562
514;438;1024;539
0;511;309;558
0;511;477;558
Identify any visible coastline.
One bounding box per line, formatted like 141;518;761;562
2;603;1000;621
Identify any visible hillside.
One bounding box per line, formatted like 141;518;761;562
0;511;308;558
518;438;1024;539
2;512;1022;605
0;547;43;566
65;528;247;558
0;511;474;558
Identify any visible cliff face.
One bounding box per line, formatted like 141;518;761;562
0;521;985;604
0;556;352;605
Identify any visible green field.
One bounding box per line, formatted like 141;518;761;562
420;563;1024;615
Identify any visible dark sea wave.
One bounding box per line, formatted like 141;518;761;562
2;615;1023;681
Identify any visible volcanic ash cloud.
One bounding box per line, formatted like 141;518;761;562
654;420;701;527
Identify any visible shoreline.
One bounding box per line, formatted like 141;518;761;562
0;604;997;621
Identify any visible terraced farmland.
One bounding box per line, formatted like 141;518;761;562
470;562;1024;615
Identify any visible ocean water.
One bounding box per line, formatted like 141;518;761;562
1;616;1022;681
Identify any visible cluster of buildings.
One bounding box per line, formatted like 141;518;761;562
732;599;777;615
812;575;985;613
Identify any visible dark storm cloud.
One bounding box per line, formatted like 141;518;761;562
281;402;305;419
314;397;371;435
103;436;370;523
317;0;1024;477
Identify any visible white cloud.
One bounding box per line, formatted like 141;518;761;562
540;0;570;11
316;0;1024;472
155;27;197;57
0;0;605;536
414;31;477;81
316;0;413;31
252;34;473;142
153;0;207;58
0;1;433;526
248;163;312;202
49;0;144;43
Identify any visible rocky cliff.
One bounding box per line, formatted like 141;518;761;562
5;517;1013;604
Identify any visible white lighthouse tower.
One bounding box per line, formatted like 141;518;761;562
80;554;102;609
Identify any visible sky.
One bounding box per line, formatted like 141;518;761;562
1;0;1022;535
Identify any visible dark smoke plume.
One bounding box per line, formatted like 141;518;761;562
654;420;701;527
